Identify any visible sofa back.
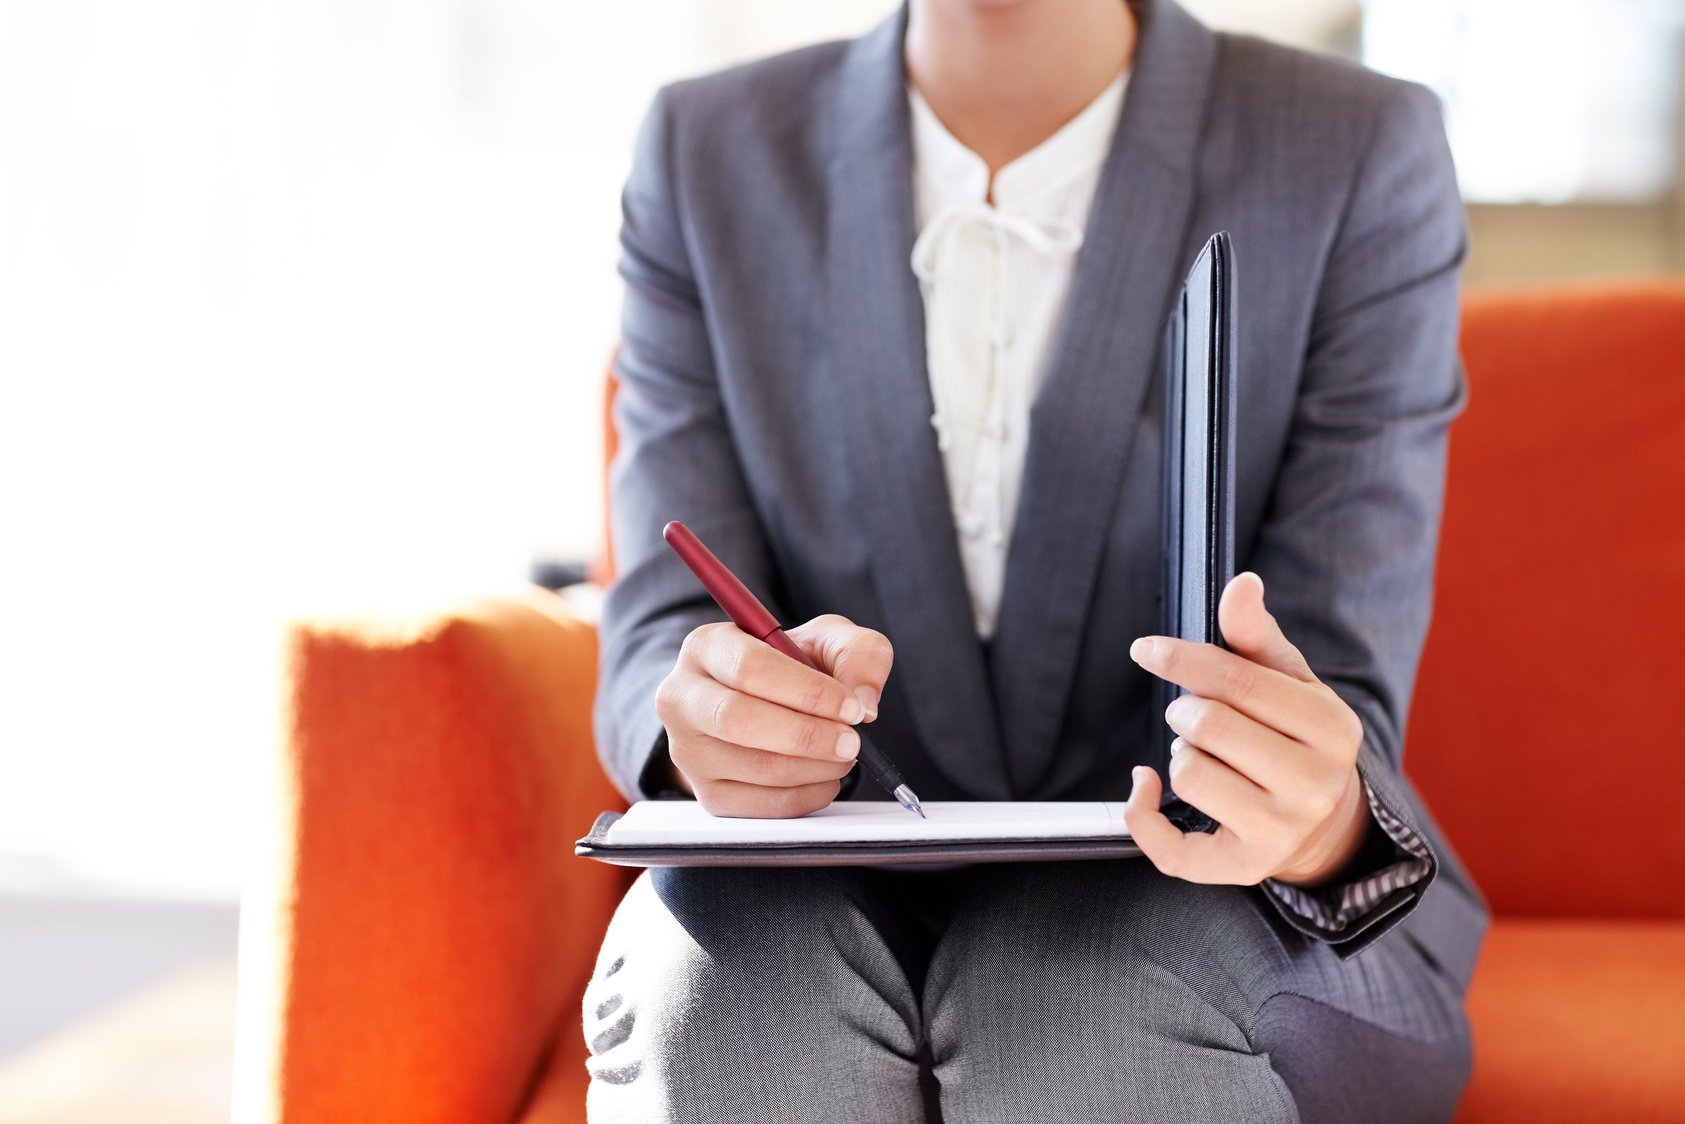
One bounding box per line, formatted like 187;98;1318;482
1408;279;1685;918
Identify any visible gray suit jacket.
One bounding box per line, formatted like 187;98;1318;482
595;0;1488;985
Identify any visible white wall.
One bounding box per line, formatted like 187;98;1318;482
0;0;892;898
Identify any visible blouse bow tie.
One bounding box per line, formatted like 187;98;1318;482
909;200;1084;285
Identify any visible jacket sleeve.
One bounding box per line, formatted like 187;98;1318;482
592;87;782;801
1246;80;1468;956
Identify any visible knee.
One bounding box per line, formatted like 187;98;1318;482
636;865;900;985
589;867;866;1018
1107;865;1291;978
639;866;823;961
928;863;1286;1044
585;868;921;1078
939;860;1281;966
584;869;826;1092
923;865;1299;1121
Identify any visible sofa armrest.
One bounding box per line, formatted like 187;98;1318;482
236;587;630;1124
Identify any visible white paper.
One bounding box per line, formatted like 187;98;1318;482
603;800;1129;847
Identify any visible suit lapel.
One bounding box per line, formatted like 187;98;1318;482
822;9;1013;798
988;0;1220;794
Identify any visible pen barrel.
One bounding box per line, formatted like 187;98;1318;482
664;520;781;638
762;627;821;672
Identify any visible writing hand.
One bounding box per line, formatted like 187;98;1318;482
655;615;893;818
1121;572;1373;887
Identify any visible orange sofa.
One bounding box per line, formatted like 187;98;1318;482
237;279;1685;1122
1407;280;1685;1121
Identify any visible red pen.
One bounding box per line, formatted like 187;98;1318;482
663;520;926;818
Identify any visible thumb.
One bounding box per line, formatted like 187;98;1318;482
786;614;894;722
1218;572;1316;684
1121;765;1188;873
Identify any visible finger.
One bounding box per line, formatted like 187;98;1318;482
693;777;841;819
676;733;857;788
1130;636;1341;749
1218;572;1316;684
1166;741;1270;829
685;624;867;724
1163;695;1304;789
670;672;861;761
1123;767;1262;885
787;614;894;722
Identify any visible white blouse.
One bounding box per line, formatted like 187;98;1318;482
908;73;1128;638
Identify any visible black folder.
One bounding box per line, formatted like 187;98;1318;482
1157;232;1238;829
576;233;1239;867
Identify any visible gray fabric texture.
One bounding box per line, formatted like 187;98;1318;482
585;863;1472;1122
594;0;1486;981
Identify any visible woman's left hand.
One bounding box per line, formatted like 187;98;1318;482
1122;571;1374;887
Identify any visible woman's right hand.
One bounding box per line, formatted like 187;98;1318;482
654;614;894;818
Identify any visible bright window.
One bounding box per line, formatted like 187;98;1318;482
1365;0;1684;202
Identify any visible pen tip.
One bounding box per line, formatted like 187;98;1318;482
893;784;925;819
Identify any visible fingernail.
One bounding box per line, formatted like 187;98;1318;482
853;685;880;722
1131;766;1149;789
839;696;866;725
836;728;860;760
1130;637;1156;664
1170;736;1187;756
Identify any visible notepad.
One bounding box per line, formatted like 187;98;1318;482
575;801;1140;868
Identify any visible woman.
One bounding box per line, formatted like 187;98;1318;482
588;0;1486;1119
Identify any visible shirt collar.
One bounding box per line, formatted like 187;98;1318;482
908;70;1129;214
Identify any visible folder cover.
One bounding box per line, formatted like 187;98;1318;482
1158;232;1238;826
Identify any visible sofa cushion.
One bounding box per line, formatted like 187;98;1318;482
1457;918;1685;1121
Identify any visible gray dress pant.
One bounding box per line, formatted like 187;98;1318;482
584;861;1470;1123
